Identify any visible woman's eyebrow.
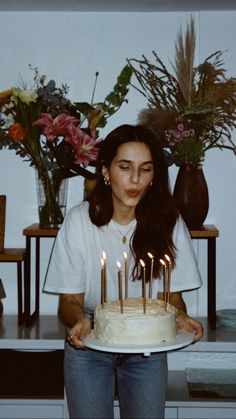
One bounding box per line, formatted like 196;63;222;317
117;159;153;164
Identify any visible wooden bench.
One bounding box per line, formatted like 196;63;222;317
0;248;26;324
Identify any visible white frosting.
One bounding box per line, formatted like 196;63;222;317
94;298;177;346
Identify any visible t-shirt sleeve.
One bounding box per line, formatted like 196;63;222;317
159;216;202;292
43;206;86;294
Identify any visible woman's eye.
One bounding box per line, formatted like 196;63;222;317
141;167;152;172
120;165;130;170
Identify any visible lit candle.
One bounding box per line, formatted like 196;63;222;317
101;258;105;308
117;261;123;314
147;252;154;299
160;258;167;309
165;254;171;304
140;259;146;314
102;251;107;303
124;251;128;299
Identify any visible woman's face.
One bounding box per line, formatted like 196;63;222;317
102;141;154;218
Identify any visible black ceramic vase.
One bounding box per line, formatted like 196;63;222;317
173;164;209;229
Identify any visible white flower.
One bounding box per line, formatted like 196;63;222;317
6;113;15;127
12;87;38;104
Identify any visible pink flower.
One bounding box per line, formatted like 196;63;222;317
189;128;195;137
183;130;191;138
177;123;184;132
65;126;101;167
33;113;78;141
174;132;183;142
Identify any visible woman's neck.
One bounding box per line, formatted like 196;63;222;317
112;209;135;225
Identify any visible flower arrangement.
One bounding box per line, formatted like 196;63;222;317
0;65;132;225
127;17;236;167
0;65;132;177
166;122;204;167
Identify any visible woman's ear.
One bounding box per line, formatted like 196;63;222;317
102;166;109;179
102;166;111;186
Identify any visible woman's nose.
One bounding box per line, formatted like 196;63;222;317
130;170;139;183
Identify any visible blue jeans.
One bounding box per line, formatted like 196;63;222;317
64;342;167;419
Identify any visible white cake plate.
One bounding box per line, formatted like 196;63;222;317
84;330;195;356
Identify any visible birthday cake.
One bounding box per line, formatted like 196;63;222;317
94;298;177;346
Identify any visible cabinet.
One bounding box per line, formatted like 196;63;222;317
165;316;236;418
0;315;67;419
0;316;236;419
165;373;236;419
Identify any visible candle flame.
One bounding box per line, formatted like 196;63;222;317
101;258;104;267
102;251;106;260
165;254;171;262
123;251;127;259
117;261;121;270
147;252;154;259
160;258;166;266
140;259;145;268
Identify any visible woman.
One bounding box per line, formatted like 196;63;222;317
44;124;203;419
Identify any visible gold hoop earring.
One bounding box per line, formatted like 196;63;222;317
104;177;110;186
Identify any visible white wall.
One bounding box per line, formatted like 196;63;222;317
0;10;235;316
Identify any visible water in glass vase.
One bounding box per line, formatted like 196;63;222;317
35;170;68;228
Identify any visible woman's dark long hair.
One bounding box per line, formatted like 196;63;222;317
89;124;179;279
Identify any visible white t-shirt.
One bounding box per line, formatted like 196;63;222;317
44;201;202;310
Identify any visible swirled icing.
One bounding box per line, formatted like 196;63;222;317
94;298;177;346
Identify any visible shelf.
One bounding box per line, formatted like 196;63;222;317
182;317;236;352
167;370;236;405
0;315;66;350
0;315;236;351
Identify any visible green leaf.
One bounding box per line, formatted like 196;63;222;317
104;64;133;112
74;102;94;117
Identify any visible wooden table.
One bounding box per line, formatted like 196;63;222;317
23;224;219;328
189;225;219;329
23;224;58;326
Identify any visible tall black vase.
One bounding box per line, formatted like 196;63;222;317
173;164;209;229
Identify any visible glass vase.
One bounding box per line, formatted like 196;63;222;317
35;169;68;228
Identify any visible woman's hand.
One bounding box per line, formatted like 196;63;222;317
176;309;204;342
67;316;91;348
58;293;91;348
164;291;204;342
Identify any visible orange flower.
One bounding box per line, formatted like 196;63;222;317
0;89;12;107
8;123;27;141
